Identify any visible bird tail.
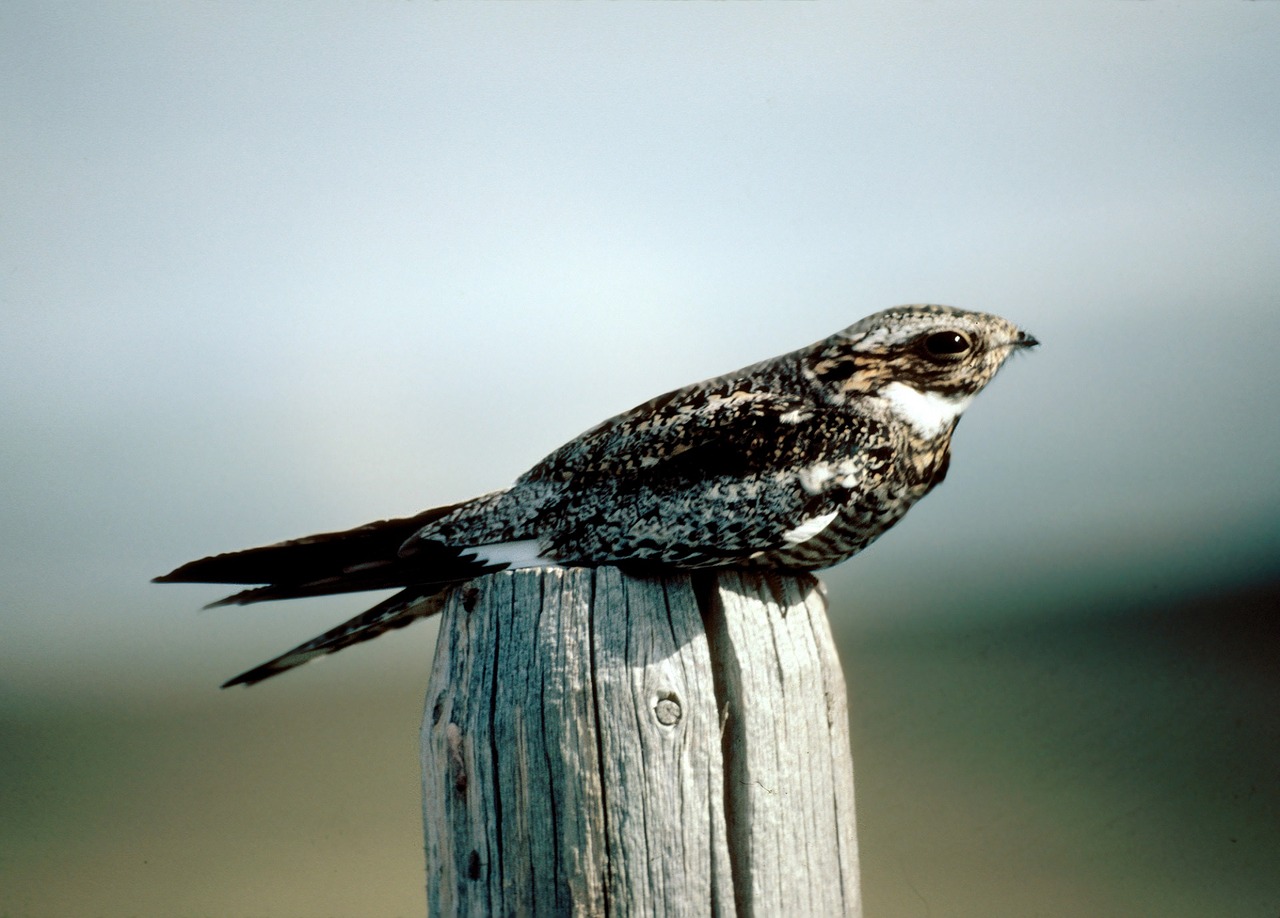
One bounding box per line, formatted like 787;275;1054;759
220;588;448;687
154;496;517;686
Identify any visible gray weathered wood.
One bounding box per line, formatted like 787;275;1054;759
706;571;862;918
421;567;861;917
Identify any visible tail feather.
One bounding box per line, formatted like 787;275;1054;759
156;495;528;685
221;588;448;687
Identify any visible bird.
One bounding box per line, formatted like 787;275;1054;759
156;304;1037;687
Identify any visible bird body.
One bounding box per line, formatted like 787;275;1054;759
156;304;1037;685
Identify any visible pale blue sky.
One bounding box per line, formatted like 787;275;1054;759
3;3;1278;698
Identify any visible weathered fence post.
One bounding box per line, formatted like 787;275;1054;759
420;567;861;917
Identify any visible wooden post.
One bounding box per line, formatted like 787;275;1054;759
420;567;861;917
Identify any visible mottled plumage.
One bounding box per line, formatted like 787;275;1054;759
156;305;1037;685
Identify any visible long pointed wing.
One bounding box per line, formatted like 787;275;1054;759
523;384;887;564
154;503;466;585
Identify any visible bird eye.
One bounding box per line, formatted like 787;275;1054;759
921;331;972;359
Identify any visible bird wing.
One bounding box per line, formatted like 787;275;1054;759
524;380;810;481
151;496;514;606
521;382;887;564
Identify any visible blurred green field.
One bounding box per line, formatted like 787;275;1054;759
3;578;1277;917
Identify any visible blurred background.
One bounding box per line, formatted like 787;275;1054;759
3;4;1278;916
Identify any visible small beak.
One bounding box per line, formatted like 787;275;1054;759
1013;329;1039;350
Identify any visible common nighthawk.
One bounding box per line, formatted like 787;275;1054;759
157;305;1037;686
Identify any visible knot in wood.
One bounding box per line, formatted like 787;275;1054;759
654;693;682;727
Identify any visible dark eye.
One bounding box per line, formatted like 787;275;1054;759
921;331;972;359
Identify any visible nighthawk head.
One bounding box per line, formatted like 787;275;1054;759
801;304;1037;434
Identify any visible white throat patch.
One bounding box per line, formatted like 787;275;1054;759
880;382;973;437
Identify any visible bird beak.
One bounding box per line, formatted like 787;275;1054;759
1013;329;1039;350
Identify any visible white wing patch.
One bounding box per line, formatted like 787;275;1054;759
782;509;840;545
460;539;559;570
798;463;835;494
798;458;864;495
880;382;973;437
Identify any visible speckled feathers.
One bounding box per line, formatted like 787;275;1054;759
157;304;1037;684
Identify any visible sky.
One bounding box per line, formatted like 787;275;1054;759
3;3;1279;699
